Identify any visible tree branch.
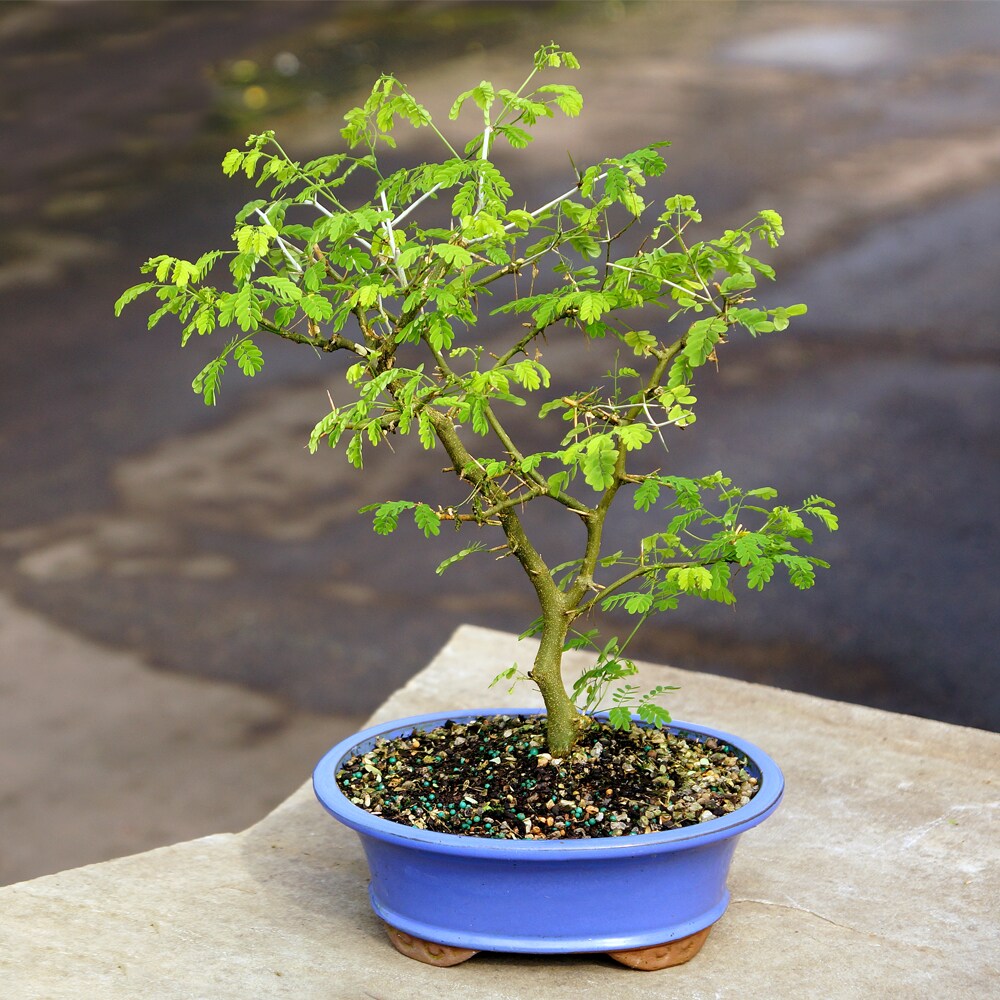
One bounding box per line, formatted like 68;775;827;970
425;408;562;611
569;444;627;605
259;318;369;356
571;557;734;619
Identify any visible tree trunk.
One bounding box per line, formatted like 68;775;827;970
530;610;584;755
423;409;586;754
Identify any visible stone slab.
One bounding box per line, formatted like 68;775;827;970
0;593;361;885
1;625;997;998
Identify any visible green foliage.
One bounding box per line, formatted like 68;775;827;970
565;631;679;728
118;47;837;753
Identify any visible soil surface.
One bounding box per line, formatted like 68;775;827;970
336;715;758;839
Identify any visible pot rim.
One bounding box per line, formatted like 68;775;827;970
313;707;783;859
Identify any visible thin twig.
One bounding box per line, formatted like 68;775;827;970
606;261;713;303
255;208;303;273
390;183;441;227
379;190;406;284
311;198;373;251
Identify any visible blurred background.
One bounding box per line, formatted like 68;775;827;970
2;0;997;884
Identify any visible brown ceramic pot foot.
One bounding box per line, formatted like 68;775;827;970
384;924;478;967
383;921;712;970
606;925;713;970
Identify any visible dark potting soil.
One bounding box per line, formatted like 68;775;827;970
335;715;759;839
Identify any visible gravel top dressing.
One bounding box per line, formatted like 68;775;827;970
336;714;760;839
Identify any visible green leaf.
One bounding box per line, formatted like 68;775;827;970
506;208;536;229
581;435;618;491
547;471;569;496
666;509;702;537
623;329;657;356
300;294;334;322
346;433;364;469
150;255;174;282
435;543;487;575
662;194;702;223
535;83;583;117
192;357;226;406
747;559;775;590
448;89;474;120
636;703;671;728
733;532;764;564
234;339;264;376
427;313;454;352
665;475;702;511
706;562;736;605
431;243;474;268
471;80;495;112
229;252;257;283
233;284;261;331
511;359;550;391
235;226;256;255
191;304;216;337
470;397;490;436
684;316;727;366
497;125;533;150
418;410;436;450
394;93;432;128
623;592;653;614
806;506;840;531
241;150;262;179
114;282;156;317
221;149;244;176
621;143;669;178
757;209;785;246
607;706;633;731
451;181;477;218
675;566;713;592
617;423;652;452
257;275;302;301
193;250;226;280
566;233;601;258
489;664;521;690
363;500;414;535
577;291;610;324
633;478;661;512
308;410;342;454
777;554;816;589
533;43;580;70
352;283;381;309
771;309;790;332
413;503;441;538
612;682;639;703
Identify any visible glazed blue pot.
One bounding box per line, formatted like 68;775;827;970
313;708;783;955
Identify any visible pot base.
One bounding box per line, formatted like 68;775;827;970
384;921;713;970
384;925;478;967
606;925;712;969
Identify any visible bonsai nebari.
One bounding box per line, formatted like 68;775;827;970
118;45;837;757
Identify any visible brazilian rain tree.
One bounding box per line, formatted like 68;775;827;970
118;46;837;755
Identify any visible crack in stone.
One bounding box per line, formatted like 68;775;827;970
731;896;869;935
901;800;999;851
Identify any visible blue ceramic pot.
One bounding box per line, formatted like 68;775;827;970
313;708;783;955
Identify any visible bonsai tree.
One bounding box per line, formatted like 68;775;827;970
117;45;837;756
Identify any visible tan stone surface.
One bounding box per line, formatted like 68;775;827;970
1;625;997;998
0;594;360;885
